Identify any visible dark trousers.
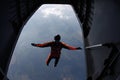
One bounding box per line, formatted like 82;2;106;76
46;56;60;67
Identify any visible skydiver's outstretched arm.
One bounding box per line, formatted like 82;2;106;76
61;42;82;50
31;42;52;47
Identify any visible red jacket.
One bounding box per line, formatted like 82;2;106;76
35;41;78;57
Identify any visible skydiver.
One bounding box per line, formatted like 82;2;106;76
31;34;81;67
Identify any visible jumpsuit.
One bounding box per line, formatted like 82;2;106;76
34;41;78;67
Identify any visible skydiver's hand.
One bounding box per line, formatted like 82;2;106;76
76;47;82;50
31;43;36;46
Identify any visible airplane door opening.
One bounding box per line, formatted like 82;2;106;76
7;4;87;80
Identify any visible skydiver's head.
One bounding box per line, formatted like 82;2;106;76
54;34;61;41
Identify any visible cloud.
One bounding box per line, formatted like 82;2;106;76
41;5;70;20
63;77;72;80
20;75;31;80
15;74;31;80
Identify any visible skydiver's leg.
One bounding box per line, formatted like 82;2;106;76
46;55;52;66
54;57;60;67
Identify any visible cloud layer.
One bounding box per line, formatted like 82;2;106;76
41;5;71;20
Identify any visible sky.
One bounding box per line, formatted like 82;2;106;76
7;4;86;80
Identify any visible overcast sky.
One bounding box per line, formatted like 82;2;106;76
7;4;86;80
